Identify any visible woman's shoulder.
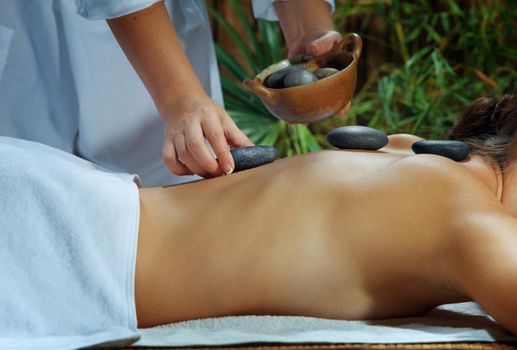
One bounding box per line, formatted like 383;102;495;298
382;133;424;154
392;152;501;209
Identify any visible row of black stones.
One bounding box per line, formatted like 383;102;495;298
326;125;470;162
227;125;469;174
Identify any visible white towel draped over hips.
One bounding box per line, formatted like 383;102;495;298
0;137;141;350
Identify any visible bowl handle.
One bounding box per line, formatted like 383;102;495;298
242;79;274;102
338;33;363;60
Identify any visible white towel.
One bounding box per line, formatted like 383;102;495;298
0;137;140;350
136;302;516;347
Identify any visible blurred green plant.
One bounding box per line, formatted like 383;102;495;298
208;0;321;157
211;0;516;153
328;0;517;138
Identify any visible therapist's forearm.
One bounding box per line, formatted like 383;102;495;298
107;1;252;179
274;0;335;50
107;1;204;115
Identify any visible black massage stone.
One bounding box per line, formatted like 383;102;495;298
264;65;302;89
283;69;317;88
411;140;470;162
314;67;339;80
230;146;278;172
327;126;389;151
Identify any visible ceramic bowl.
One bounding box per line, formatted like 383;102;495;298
242;33;362;124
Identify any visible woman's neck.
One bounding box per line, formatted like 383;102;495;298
460;156;503;202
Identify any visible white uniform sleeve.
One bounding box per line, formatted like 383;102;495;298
77;0;161;20
251;0;335;21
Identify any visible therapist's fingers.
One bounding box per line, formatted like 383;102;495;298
174;133;210;178
201;117;234;175
162;138;192;176
185;123;223;178
307;30;342;56
223;117;254;149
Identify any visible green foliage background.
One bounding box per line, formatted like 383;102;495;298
211;0;516;157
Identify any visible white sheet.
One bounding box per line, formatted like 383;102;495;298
136;302;517;347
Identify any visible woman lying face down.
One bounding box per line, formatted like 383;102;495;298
135;94;517;334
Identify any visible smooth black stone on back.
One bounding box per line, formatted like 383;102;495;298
230;146;278;172
327;126;389;150
411;140;470;162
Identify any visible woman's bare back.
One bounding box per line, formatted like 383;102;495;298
135;146;515;330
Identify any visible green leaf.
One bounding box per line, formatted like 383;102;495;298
214;44;251;81
258;19;283;65
208;6;259;73
378;77;397;128
445;0;464;16
424;23;442;43
229;0;262;68
220;75;269;113
259;122;282;146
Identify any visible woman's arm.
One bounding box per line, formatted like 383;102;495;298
450;214;517;334
107;2;251;178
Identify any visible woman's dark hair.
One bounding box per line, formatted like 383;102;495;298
448;94;517;167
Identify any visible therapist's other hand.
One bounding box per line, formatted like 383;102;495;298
288;29;350;116
162;94;253;178
287;29;342;59
274;1;349;117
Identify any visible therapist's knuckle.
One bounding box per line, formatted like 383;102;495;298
169;129;182;139
223;118;237;130
186;114;198;124
207;129;223;141
221;114;230;123
176;148;187;160
199;105;212;115
174;142;185;154
186;137;203;150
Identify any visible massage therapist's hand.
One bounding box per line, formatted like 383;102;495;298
286;29;342;60
286;28;350;115
274;0;350;116
290;29;351;115
162;93;252;178
107;2;252;178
